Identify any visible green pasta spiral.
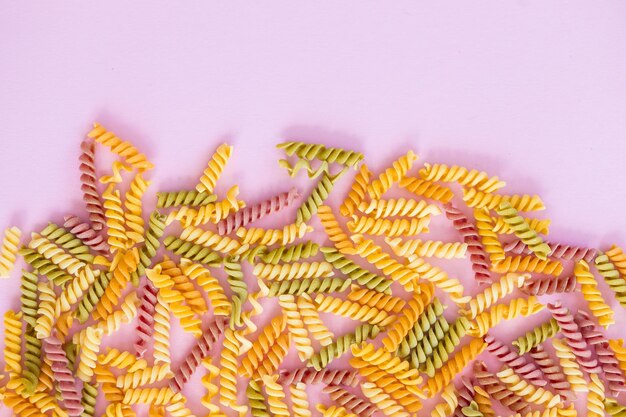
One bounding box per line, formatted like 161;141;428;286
309;324;380;370
420;317;471;376
75;271;111;323
321;247;392;294
265;277;352;296
277;142;364;168
20;248;73;286
605;398;626;417
22;326;42;394
596;253;626;308
406;315;450;368
462;401;484;417
296;172;342;225
40;223;94;263
247;379;270;417
396;298;446;358
20;270;39;327
131;211;167;286
156;190;217;208
163;236;222;267
512;318;559;354
239;245;268;264
261;241;319;265
80;381;98;417
224;256;247;329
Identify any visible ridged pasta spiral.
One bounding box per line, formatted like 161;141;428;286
168;186;245;226
43;332;84;416
40;223;94;263
314;294;394;326
29;233;87;277
3;311;22;392
484;335;545;387
159;258;207;315
19;270;38;328
217;188;299;234
34;280;55;339
55;266;97;318
278;368;359;387
163;236;222;267
238;315;286;377
19;247;71;286
279;295;313;360
21;327;41;394
102;183;128;252
426;338;487;397
219;328;247;414
123;172;150;244
181;225;246;255
474;208;505;263
340;164;372;217
453;377;476;417
318;205;354;253
493;217;551;236
443;204;491;284
473;384;496;417
367;150;418;199
156;190;216;208
88;123;153;170
130;210;167;284
497;367;561;407
297;293;334;346
254;261;333;281
386;237;467;259
346;285;405;313
122;388;181;406
348;216;431;237
461;273;528;319
196;143;232;193
521;274;577;296
277;142;364;168
169;316;227;392
76;327;104;382
396;298;446;359
152;293;171;365
358;197;441;219
309;324;380;370
404;314;449;368
432;383;459;417
399;176;454;203
529;345;572;401
419;163;505;193
420;317;471;377
468;297;544;338
134;281;158;358
80;382;97;417
607;245;626;276
116;364;172;390
382;285;434;352
262;276;351;296
360;381;411;417
260;241;318;265
588;373;606;417
237;223;311;247
407;255;470;305
93;249;138;321
297;171;342;224
595;253;626;308
290;382;311;417
351;342;424;389
496;202;551;260
474;361;531;414
321;246;392;293
63;215;109;253
461;401;483;417
223;256;246;328
575;260;614;328
247;378;269;417
492;255;563;276
322;384;378;417
605;398;626;417
551;338;587;393
74;270;110;324
462;188;545;212
260;374;288;417
79;138;106;231
180;259;230;317
512;318;560;354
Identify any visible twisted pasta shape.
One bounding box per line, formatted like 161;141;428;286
497;366;561;407
217;187;299;234
156;190;216;208
309;324;380;370
297;171;342;224
20;247;73;286
321;246;392;293
461;401;483;417
122;388;179;406
78;138;106;231
596;253;626;308
340;164;372;217
443;204;491;284
419;163;505;193
43;332;84;416
474;208;505;263
347;285;405;313
168;186;245;226
400;176;454;203
278;156;346;179
93;249;138;321
404;314;449;368
358;198;440;219
461;273;528;319
117;363;172;390
426;338;487;396
81;382;97;417
290;382;311;417
169;316;227;392
247;378;269;417
462;188;545;212
260;374;288;417
317;404;358;417
496;202;551;260
420;317;471;377
63;215;109;253
223;256;247;328
432;383;459;417
453;377;476;417
75;270;110;324
492;255;563;276
181;225;246;255
407;256;470;305
88;123;153;170
367;150;418;199
297;293;334;346
76;327;104;382
351;342;424;388
134;280;158;358
34;280;55;339
382;286;434;352
529;345;572;401
219;328;247;413
360;381;410;417
521;274;577;296
387;238;467;259
195;143;232;193
576;260;614;328
21;327;41;394
588;373;605;417
55;266;97;318
260;241;318;265
262;276;350;296
40;223;94;262
102;183;128;252
348;216;431;237
238;315;286;377
19;270;38;328
551;338;587;393
4;310;23;394
153;292;171;365
469;297;544;338
163;236;222;266
314;294;394;326
29;233;87;276
318;205;354;253
609;338;626;376
512;318;560;354
472;385;496;417
279;295;313;360
255;261;333;282
123;172;150;244
130;210;166;285
237;223;311;247
277;142;364;168
278;368;359;387
180;259;230;316
396;298;446;358
159;258;207;315
484;334;545;387
607;245;626;276
493;217;551;236
474;361;531;414
606;398;626;417
322;384;378;417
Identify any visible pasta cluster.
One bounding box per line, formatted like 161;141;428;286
2;123;626;417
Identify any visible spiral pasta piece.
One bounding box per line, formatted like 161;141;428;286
200;357;224;415
254;261;333;282
219;328;246;412
317;205;354;253
63;215;110;253
277;142;364;168
21;328;41;394
43;332;84;416
323;384;378;417
156;190;216;208
588;373;605;417
361;381;410;417
152;292;171;365
575;260;614;328
367;150;418;199
0;226;22;278
521;274;577;296
596;253;626;308
461;273;528;320
420;317;471;377
34;280;55;339
122;172;150;244
419;163;505;193
168;186;245;226
348;216;431;237
493;216;551;236
426;338;487;396
278;295;313;360
278;368;359;387
309;324;380;370
76;327;104;382
400;176;455;203
237;223;311;247
351;343;424;389
102;183;128;252
496;367;560;408
321;247;392;293
289;382;311;417
386;237;467;259
116;363;172;390
195;143;232;193
407;256;471;305
512;318;560;354
432;383;459;417
403;314;449;368
491;255;563;276
468;297;544;338
396;298;446;359
259;374;287;417
181;225;247;255
463;188;545;212
247;378;269;417
314;294;394;326
93;249;138;321
262;276;351;296
382;285;434;352
297;171;343;224
54;266;98;318
472;386;496;417
159;258;207;315
29;233;88;277
163;236;222;266
341;164;372;217
40;223;94;262
474;361;531;414
496;202;551;260
88;123;153;170
461;401;483;417
484;334;546;387
297;293;334;346
529;345;572;400
358;198;441;219
453;377;476;417
78;138;106;231
347;285;405;313
18;269;38;328
551;338;587;393
474;208;506;263
238;315;286;377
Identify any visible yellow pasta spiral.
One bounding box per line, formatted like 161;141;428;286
346;285;406;313
552;338;587;392
496;367;561;408
575;260;614;328
426;338;486;396
340;164;372;217
116;364;172;390
77;327;104;382
587;374;605;417
406;255;470;305
123;388;181;405
290;382;311;417
474;208;505;263
153;293;171;365
168;186;245;226
318;205;354;253
181;226;247;255
261;374;289;417
4;310;23;386
361;382;410;417
297;293;334;346
35;281;56;339
463;188;545;211
461;273;528;319
358;198;441;219
219;328;247;413
386;237;467;259
93;249;138;321
180;259;231;317
367;150;418;199
237;223;311;246
29;233;87;276
431;383;459;417
102;183;129;252
492;255;563;276
0;226;21;278
201;357;222;414
279;295;313;360
491;215;551;235
468;297;543;338
55;266;98;317
351;342;424;387
196;143;233;193
399;177;454;203
382;284;434;352
348;216;431;237
419;163;505;193
316;405;358;417
89;123;154;171
314;294;395;326
123;172;151;244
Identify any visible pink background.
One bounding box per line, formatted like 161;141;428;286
1;2;626;416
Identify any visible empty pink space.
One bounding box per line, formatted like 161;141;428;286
1;2;626;417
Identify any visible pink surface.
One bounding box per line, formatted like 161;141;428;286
1;2;626;417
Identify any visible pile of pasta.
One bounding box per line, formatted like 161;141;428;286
1;122;626;417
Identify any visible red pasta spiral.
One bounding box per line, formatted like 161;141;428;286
322;384;378;417
505;239;597;263
63;215;110;253
548;302;600;375
521;274;577;295
134;280;158;358
79;138;106;231
278;368;359;387
216;188;300;235
453;376;476;417
43;332;84;417
575;311;626;395
169;316;227;392
474;361;531;414
528;345;573;401
444;203;491;284
484;334;546;387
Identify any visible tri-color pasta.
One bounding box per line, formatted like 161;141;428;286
1;126;625;417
